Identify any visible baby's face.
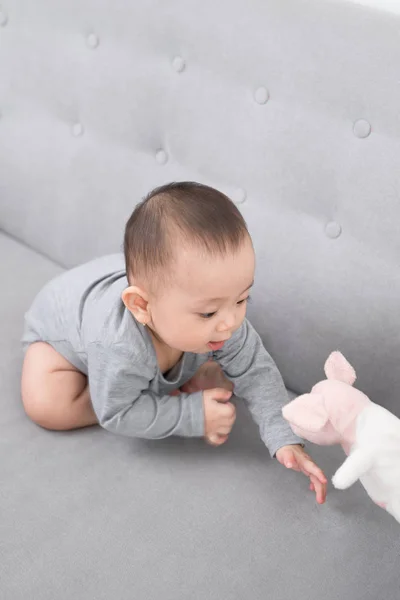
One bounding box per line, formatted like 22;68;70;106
148;236;255;353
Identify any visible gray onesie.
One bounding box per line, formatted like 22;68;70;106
22;254;303;457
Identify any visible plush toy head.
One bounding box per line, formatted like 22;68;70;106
282;351;371;453
283;351;400;523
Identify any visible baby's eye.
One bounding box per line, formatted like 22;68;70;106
200;311;217;319
237;295;251;305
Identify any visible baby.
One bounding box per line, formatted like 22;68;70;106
21;181;327;503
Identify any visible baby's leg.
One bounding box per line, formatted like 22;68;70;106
21;342;98;431
180;360;233;394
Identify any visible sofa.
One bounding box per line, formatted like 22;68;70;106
1;1;400;598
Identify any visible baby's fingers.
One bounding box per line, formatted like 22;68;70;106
310;473;327;504
283;453;301;472
301;459;327;484
310;475;326;504
206;434;228;446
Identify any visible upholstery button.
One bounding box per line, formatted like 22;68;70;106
0;10;8;26
353;119;371;138
232;188;247;204
72;123;84;137
155;149;168;165
325;221;342;239
254;86;270;105
87;33;99;49
172;56;186;73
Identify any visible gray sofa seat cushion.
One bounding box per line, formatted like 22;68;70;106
2;232;399;600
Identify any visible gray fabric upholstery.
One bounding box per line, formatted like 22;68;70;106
1;0;400;597
2;233;400;598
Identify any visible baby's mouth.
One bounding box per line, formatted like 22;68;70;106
207;341;226;351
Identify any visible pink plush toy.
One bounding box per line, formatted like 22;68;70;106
282;351;400;523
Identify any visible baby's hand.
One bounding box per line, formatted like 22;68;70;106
276;444;328;504
203;388;236;446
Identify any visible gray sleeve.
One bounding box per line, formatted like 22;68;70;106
87;342;205;439
213;319;304;457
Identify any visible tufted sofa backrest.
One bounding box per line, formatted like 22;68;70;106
1;0;400;412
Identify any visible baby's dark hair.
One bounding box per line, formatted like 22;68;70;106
124;181;250;288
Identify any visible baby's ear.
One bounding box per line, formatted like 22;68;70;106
324;351;356;386
282;394;328;432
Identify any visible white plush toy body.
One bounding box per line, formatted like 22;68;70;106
282;352;400;523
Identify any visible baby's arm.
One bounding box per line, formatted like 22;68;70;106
213;319;304;457
87;342;204;439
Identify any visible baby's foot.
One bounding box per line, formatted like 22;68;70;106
180;360;233;394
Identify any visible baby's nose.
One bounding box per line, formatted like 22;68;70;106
217;314;235;332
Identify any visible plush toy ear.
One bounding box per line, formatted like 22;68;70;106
324;351;357;386
282;393;329;432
